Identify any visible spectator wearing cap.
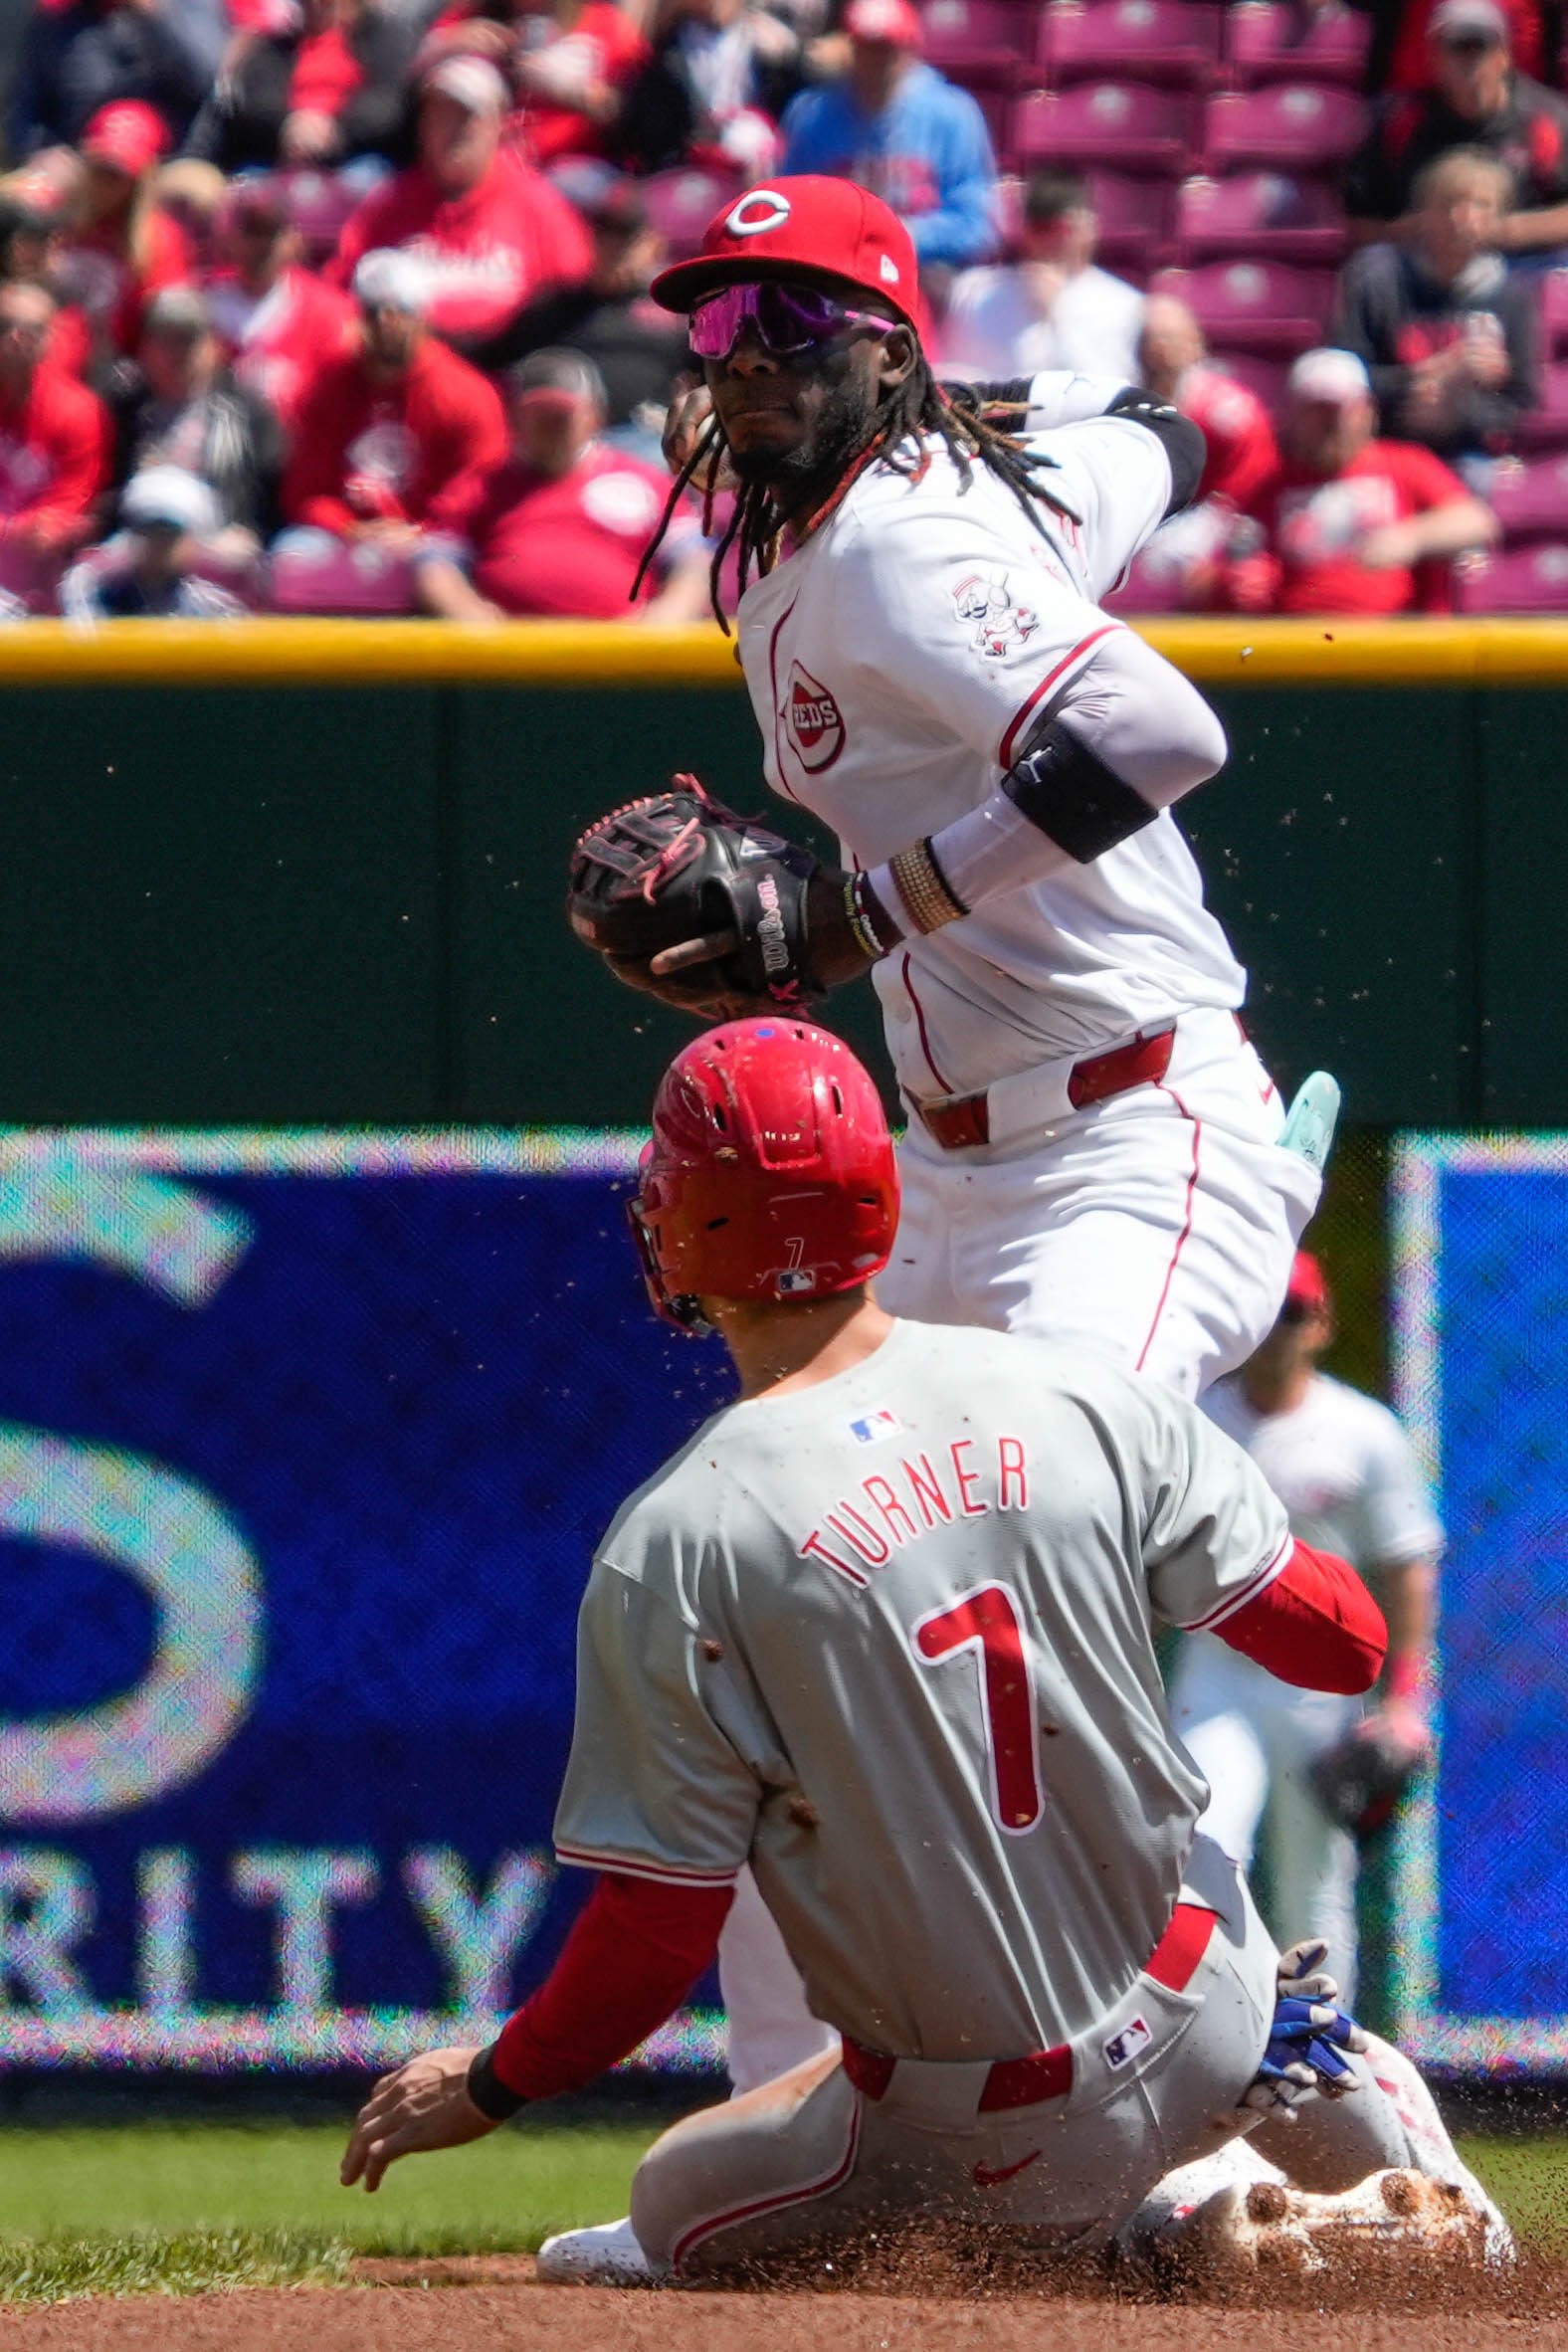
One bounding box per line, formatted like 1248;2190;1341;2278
183;0;420;176
0;278;111;605
9;0;227;160
414;346;711;621
204;180;357;438
941;168;1140;384
279;246;507;605
611;0;803;178
779;0;996;275
109;283;285;555
463;174;689;435
328;55;592;345
1337;146;1537;464
61;463;248;617
510;0;653;166
1345;0;1568;259
58;99;192;359
1224;345;1498;615
1359;0;1549;96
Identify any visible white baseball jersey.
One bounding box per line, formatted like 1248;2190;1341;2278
1202;1373;1444;1579
554;1318;1290;2058
733;420;1247;1099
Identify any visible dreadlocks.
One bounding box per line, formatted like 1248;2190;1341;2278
633;357;1074;634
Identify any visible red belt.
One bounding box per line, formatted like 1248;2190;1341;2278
842;1900;1218;2113
911;1024;1177;1153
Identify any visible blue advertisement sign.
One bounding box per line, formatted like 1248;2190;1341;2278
1391;1135;1568;2074
0;1134;731;2072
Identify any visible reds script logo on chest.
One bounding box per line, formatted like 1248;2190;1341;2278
785;662;845;772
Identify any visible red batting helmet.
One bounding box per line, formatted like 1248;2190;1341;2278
629;1018;897;1333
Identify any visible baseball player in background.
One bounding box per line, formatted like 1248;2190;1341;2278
570;172;1331;2094
339;1021;1506;2285
1171;1249;1442;2003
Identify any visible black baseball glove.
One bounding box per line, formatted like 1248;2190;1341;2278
1309;1710;1430;1837
567;778;831;1021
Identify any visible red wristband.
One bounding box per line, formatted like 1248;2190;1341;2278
1385;1652;1426;1703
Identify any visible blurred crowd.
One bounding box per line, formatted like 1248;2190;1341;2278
2;0;1568;619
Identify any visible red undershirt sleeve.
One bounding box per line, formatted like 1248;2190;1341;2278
1217;1538;1387;1695
488;1870;733;2103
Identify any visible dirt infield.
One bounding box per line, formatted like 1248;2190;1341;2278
3;2255;1566;2351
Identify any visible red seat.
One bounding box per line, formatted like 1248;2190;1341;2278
1208;347;1291;412
924;0;1041;88
1202;84;1367;172
1454;543;1568;612
1539;269;1568;358
1226;0;1372;90
640;165;747;259
1151;260;1334;354
968;85;1015;160
1175;172;1348;267
1485;453;1568;542
1515;362;1568;451
1038;0;1223;91
1010;84;1195;175
990;169;1172;266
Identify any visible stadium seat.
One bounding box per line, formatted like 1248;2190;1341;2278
1454;542;1568;611
640;165;748;259
1202;84;1367;172
1539;269;1568;358
1150;259;1334;354
1210;348;1292;411
990;169;1173;264
1175;172;1348;266
924;0;1041;88
1515;362;1568;451
1225;0;1372;90
276;167;362;265
267;532;420;615
1485;453;1568;542
1009;85;1196;175
1037;0;1223;90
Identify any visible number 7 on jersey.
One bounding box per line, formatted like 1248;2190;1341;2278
911;1583;1045;1834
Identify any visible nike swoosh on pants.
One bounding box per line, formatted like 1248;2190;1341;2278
972;2149;1043;2188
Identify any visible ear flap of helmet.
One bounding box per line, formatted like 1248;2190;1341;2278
626;1185;710;1336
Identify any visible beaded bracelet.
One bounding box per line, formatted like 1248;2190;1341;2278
842;872;893;962
888;840;967;936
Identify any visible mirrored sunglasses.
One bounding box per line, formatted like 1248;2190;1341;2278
688;280;897;360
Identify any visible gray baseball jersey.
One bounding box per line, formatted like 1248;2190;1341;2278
554;1319;1290;2058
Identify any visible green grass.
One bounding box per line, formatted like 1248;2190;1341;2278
0;2118;1560;2304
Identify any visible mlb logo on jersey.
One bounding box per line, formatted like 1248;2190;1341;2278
785;663;845;773
848;1408;902;1446
1103;2015;1152;2071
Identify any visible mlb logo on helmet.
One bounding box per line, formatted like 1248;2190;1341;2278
777;1268;818;1295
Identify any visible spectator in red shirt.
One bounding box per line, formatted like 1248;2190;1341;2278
1227;345;1497;615
204;178;357;438
0;279;111;604
60;98;192;359
0;184;95;379
329;55;592;347
183;0;420;176
1139;294;1281;512
282;245;507;554
415;345;710;621
511;0;653;165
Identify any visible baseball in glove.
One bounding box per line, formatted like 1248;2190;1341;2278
567;779;882;1022
1308;1709;1430;1838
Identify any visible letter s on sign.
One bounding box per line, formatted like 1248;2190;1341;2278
0;1169;265;1826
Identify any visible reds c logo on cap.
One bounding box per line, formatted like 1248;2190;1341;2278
725;189;792;237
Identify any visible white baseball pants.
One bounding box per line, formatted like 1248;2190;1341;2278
1168;1631;1363;2002
719;1005;1322;2092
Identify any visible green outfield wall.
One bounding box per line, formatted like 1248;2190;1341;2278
0;617;1558;1128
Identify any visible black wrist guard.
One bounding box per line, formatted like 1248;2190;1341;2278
467;2042;527;2121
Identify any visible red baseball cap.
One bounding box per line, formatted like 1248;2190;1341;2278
650;175;920;327
845;0;924;48
1285;1250;1330;1315
81;99;169;178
